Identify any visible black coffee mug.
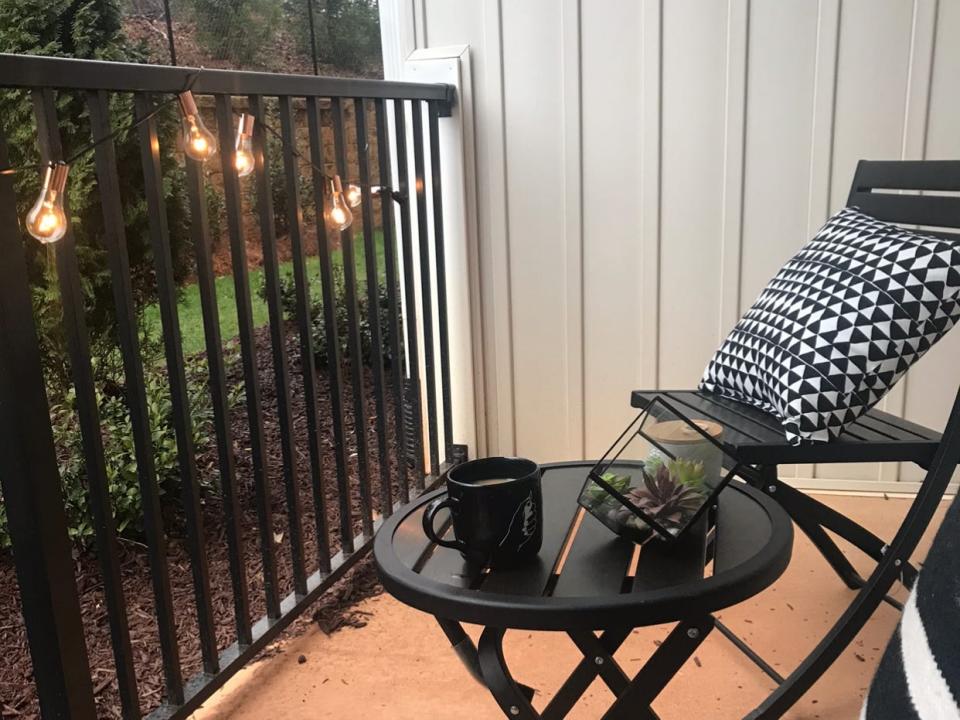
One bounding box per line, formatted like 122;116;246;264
423;457;543;567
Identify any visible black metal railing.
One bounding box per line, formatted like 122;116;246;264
0;53;462;720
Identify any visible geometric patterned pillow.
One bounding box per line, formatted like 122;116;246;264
700;206;960;445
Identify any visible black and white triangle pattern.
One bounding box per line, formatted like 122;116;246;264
700;206;960;444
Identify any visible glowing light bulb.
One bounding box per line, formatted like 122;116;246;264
178;91;217;162
328;175;354;231
234;113;255;177
25;163;69;244
345;183;362;208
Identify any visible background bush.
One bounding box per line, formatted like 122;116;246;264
261;264;400;369
0;0;192;393
186;0;281;65
0;336;217;550
284;0;382;74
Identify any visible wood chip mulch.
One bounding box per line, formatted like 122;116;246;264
0;325;406;719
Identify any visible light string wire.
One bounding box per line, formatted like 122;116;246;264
0;69;203;177
229;106;403;201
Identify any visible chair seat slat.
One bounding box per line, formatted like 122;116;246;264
631;390;940;467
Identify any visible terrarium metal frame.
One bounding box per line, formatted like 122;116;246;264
579;395;744;544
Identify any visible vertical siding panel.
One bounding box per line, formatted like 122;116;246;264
902;0;960;486
742;0;820;482
816;0;915;482
480;0;517;455
561;0;585;459
718;0;749;335
658;0;729;388
502;0;568;459
797;0;841;484
638;0;663;394
881;0;938;484
582;0;644;456
410;0;958;490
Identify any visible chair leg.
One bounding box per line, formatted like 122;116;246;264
759;467;921;593
746;447;957;719
775;476;920;583
756;469;864;589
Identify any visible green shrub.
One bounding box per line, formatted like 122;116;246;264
42;350;214;549
283;0;383;75
0;0;192;397
259;263;400;369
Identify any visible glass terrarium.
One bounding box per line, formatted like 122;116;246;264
578;396;740;544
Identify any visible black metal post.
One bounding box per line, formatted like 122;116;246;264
410;101;441;476
183;147;253;646
374;98;411;503
331;96;375;536
306;96;355;555
392;99;427;488
306;0;320;76
249;94;308;597
355;98;394;517
216;93;282;619
279;94;332;572
162;0;177;66
0;133;98;720
427;102;455;463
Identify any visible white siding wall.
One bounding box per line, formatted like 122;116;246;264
382;0;960;491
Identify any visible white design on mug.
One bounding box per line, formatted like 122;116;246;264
500;492;538;549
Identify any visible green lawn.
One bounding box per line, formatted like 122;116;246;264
145;232;386;356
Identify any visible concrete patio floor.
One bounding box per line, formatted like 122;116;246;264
191;492;950;719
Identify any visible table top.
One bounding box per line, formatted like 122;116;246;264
374;461;793;631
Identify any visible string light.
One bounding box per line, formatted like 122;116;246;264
328;175;354;231
234;113;255;177
344;182;362;208
25;162;69;244
178;91;217;161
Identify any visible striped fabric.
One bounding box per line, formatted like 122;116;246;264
863;494;960;719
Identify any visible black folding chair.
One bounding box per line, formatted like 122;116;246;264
633;159;960;719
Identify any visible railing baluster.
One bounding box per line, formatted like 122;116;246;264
85;90;153;719
427;102;455;464
215;93;282;619
248;94;307;596
331;96;375;535
180;117;252;643
374;99;410;504
134;92;218;676
0;130;99;720
306;97;354;555
355;98;393;516
279;95;332;571
410;100;441;477
57;89;183;706
393;99;427;489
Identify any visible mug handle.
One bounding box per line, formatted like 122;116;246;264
422;495;466;551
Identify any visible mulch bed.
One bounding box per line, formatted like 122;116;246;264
0;325;407;719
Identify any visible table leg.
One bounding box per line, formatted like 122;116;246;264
478;627;541;720
601;616;714;720
436;617;537;700
541;629;632;719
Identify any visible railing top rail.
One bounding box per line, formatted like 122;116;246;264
0;53;455;105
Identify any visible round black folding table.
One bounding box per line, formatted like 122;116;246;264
374;461;793;719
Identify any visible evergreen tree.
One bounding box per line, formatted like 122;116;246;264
0;0;191;391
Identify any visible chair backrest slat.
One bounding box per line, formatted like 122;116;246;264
847;160;960;237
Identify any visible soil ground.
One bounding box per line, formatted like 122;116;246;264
0;325;407;719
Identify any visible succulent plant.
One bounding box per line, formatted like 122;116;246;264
583;471;631;507
609;464;704;533
667;457;707;491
